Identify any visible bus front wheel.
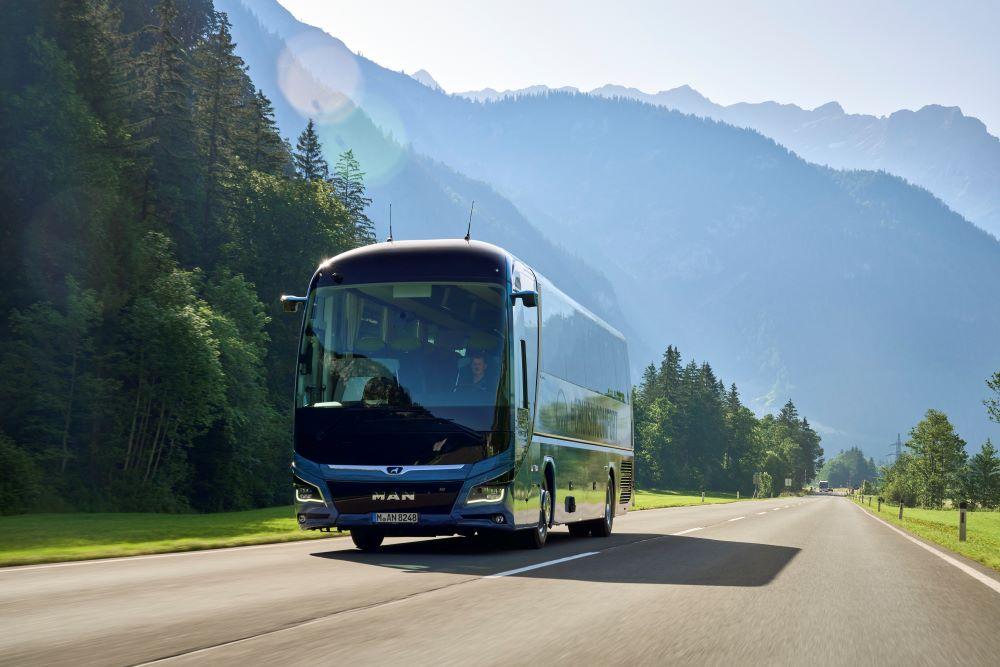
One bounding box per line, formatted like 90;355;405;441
350;528;384;552
521;478;551;549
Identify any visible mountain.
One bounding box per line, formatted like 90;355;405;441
222;0;1000;454
586;85;1000;239
216;0;631;345
461;84;580;103
455;83;1000;238
410;69;442;91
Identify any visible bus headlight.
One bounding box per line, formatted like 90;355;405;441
466;484;506;504
293;476;324;504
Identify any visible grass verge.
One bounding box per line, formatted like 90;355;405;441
633;489;752;510
0;506;336;567
852;497;1000;573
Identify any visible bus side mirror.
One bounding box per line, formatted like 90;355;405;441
512;290;538;308
281;295;307;313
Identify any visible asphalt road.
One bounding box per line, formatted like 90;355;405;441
3;497;1000;666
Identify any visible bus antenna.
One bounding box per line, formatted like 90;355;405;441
464;200;475;241
387;203;393;242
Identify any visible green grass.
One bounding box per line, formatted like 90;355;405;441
853;497;1000;573
0;506;338;567
633;489;752;510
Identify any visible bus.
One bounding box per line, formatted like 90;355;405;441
818;480;829;493
282;239;634;551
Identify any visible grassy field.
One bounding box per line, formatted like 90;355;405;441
0;506;336;567
633;489;752;510
853;497;1000;573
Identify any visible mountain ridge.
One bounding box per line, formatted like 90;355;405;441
456;81;1000;237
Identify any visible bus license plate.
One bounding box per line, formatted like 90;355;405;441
374;512;418;523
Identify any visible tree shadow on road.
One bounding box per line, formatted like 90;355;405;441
310;531;800;586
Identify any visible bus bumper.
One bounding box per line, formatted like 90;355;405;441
292;456;518;535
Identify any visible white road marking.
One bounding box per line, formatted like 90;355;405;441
486;552;599;578
772;508;782;511
728;516;745;522
854;503;1000;596
671;527;704;536
756;512;768;515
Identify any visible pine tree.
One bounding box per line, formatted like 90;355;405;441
243;90;288;175
988;371;1000;423
657;345;681;396
967;440;1000;509
331;149;375;243
293;119;328;181
133;0;199;250
192;10;247;250
53;0;130;130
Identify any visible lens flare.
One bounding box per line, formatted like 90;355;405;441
277;32;361;123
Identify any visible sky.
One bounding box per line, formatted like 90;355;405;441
275;0;1000;134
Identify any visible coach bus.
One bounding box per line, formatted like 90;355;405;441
282;240;634;551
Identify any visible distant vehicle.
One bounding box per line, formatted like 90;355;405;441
818;480;830;493
282;240;635;552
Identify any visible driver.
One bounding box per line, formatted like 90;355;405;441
456;349;492;394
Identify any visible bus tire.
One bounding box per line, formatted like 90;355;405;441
587;479;615;538
350;528;384;552
521;477;551;549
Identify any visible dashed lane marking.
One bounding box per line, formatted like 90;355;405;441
486;551;599;578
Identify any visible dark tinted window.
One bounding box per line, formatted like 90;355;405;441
539;278;629;402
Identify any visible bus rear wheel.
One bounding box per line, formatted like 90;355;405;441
586;480;615;538
350;528;384;552
567;522;591;537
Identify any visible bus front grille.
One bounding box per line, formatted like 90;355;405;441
618;459;633;504
326;480;464;515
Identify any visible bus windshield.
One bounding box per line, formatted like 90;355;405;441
294;282;510;465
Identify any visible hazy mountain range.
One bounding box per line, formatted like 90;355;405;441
456;82;1000;239
220;0;1000;455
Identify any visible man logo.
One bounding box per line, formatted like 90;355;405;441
386;466;404;475
371;492;415;501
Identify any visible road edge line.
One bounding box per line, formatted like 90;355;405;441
852;502;1000;595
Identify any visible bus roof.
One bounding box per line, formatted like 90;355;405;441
315;240;511;287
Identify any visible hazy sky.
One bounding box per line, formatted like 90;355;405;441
276;0;1000;134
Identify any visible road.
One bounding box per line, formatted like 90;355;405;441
3;497;1000;666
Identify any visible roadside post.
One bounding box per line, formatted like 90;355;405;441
959;501;968;542
877;496;882;512
898;502;904;520
701;491;705;503
737;490;740;500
